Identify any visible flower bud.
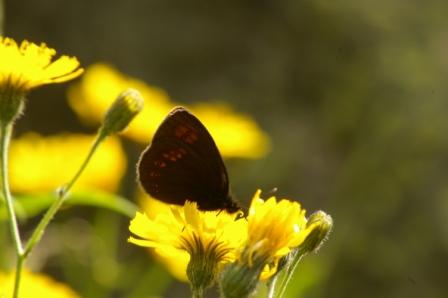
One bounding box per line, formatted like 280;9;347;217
301;211;333;253
220;263;262;298
99;88;143;137
219;251;266;298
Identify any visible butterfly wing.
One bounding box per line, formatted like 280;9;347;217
137;107;232;210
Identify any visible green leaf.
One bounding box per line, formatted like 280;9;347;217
0;189;138;221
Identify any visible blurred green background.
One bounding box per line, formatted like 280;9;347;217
2;0;448;297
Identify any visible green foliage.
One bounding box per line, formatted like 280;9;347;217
0;190;138;221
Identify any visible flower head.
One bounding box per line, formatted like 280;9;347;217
0;270;80;298
245;190;310;267
0;37;83;123
220;190;313;297
0;37;83;92
128;200;247;290
9;133;126;193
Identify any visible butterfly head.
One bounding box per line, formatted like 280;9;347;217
222;195;241;214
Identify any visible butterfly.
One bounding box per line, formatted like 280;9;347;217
137;106;240;213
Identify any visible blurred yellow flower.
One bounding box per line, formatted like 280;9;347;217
0;37;83;93
9;133;126;193
67;63;270;158
128;198;247;282
0;270;80;298
136;190;188;280
245;190;312;278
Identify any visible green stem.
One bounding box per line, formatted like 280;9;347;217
0;124;22;253
13;256;24;298
192;287;204;298
266;274;278;298
274;249;307;298
23;132;106;256
0;123;24;298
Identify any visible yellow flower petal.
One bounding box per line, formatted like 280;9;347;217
0;270;80;298
67;63;270;158
0;37;83;93
9;133;126;193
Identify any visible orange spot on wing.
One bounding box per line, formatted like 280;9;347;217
154;160;166;168
185;133;198;144
175;125;189;138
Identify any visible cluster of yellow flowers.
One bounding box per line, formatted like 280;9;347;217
129;190;332;297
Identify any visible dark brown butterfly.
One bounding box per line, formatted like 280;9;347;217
137;106;240;213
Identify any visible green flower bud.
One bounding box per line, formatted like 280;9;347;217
301;211;333;253
219;252;265;298
99;88;143;137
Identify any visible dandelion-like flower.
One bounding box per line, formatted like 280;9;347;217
0;37;83;123
0;270;80;298
128;201;247;294
245;190;310;267
220;190;313;298
9;133;126;193
0;37;83;92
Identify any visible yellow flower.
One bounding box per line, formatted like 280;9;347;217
0;37;83;92
0;270;80;298
245;190;311;271
9;133;126;193
219;191;314;297
0;37;83;124
128;199;247;285
67;63;270;158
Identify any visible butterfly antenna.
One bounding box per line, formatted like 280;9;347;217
266;187;278;196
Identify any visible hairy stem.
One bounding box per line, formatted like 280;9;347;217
23;132;106;256
1;123;24;298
